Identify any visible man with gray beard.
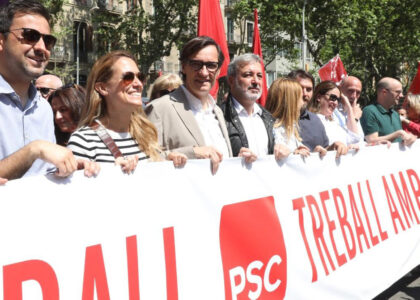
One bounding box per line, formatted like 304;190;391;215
220;54;274;159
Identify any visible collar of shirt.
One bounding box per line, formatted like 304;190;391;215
300;109;310;120
375;102;394;114
181;85;215;114
0;74;40;110
232;97;261;117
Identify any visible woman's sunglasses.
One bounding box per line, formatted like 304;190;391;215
122;71;146;86
5;28;57;51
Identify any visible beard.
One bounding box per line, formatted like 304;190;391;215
234;79;262;102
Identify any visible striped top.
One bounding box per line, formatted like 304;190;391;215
67;126;148;163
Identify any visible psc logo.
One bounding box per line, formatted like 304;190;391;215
219;196;287;300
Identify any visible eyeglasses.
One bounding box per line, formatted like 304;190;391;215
325;94;341;102
5;28;57;51
37;87;56;96
187;60;219;72
121;71;146;86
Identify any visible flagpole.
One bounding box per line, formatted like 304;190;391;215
302;0;307;70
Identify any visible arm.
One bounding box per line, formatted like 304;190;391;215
341;95;359;135
0;140;77;180
365;130;406;144
402;118;420;136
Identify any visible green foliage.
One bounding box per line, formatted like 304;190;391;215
39;0;65;25
230;0;420;103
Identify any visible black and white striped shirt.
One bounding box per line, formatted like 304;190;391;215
67;126;148;163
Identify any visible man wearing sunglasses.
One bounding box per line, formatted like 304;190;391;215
0;0;91;179
361;77;416;146
35;74;63;100
146;36;232;174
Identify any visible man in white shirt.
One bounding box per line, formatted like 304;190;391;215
146;36;232;174
220;53;274;161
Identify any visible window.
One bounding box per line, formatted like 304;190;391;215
246;22;253;44
73;22;89;63
227;18;234;42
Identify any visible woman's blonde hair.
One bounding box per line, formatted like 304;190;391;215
78;50;162;161
149;73;182;100
265;78;303;140
406;93;420;116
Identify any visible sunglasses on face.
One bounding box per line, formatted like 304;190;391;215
121;71;146;86
187;60;219;72
37;87;55;96
326;94;341;102
5;28;57;51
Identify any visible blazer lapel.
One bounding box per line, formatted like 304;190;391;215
214;105;233;157
171;88;206;146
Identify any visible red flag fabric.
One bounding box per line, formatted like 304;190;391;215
198;0;230;98
318;54;348;83
409;62;420;95
252;9;268;107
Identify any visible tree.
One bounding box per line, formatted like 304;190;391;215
93;0;197;74
230;0;420;103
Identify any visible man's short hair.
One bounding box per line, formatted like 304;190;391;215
179;36;224;81
287;69;315;88
227;53;262;77
0;0;50;34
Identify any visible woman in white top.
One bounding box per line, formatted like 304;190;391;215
266;78;326;160
307;80;360;151
68;50;186;173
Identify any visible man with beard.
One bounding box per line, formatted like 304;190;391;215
146;36;232;174
220;54;274;161
287;70;329;151
0;0;97;179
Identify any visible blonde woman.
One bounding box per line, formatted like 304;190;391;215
401;93;420;137
266;78;318;160
149;73;182;101
68;51;186;173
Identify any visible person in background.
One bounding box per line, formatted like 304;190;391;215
361;77;416;145
146;36;232;174
308;81;360;156
35;74;63;100
68;50;186;173
149;73;182;101
397;105;407;118
221;53;274;163
401;93;420;137
266;78;326;160
49;84;86;145
287;70;330;152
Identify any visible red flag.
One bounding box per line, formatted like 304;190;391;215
198;0;230;98
409;62;420;95
318;54;347;83
252;9;268;107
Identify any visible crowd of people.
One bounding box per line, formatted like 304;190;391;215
0;0;419;185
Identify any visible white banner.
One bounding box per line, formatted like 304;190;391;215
1;142;420;300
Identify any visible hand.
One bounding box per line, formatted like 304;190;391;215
329;141;348;158
274;144;291;160
352;102;363;120
0;177;7;185
293;146;310;158
167;152;187;168
77;159;100;177
400;115;409;124
238;147;257;164
32;140;78;177
348;144;360;151
401;131;417;146
366;140;392;148
313;145;328;158
115;155;138;174
193;146;223;175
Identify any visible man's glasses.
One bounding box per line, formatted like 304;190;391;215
188;60;219;72
5;28;57;51
37;87;55;96
121;71;146;86
326;94;341;102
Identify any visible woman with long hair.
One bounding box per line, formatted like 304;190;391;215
401;93;420;137
68;50;186;172
266;78;326;160
49;84;86;146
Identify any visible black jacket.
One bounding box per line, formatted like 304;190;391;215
220;93;275;157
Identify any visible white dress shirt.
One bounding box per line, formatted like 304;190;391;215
232;97;269;156
181;86;230;158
